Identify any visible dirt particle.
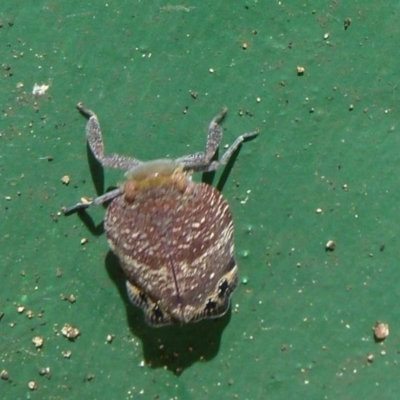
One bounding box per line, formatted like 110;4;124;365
61;324;80;340
32;336;44;349
325;240;336;251
62;350;72;358
61;175;71;185
61;294;77;303
106;334;115;343
373;321;389;340
0;370;10;380
28;380;38;390
38;367;51;379
297;66;305;76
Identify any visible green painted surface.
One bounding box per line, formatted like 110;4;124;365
1;1;400;399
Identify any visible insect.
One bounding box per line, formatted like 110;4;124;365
64;103;258;326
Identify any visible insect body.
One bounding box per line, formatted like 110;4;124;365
65;103;258;326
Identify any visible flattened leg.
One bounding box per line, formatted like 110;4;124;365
202;129;259;172
77;103;143;170
177;108;259;172
176;108;227;169
203;107;226;160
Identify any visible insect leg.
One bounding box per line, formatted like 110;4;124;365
63;187;123;215
77;103;143;170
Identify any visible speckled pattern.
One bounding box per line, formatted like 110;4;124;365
106;171;237;326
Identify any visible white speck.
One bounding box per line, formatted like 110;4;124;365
210;272;215;280
240;196;249;204
32;83;50;96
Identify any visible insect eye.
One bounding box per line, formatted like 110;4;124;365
217;279;229;298
205;299;217;313
151;305;165;321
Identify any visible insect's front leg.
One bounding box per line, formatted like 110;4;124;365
202;129;259;172
176;108;226;170
77;103;143;170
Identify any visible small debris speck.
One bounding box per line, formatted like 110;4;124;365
297;66;305;76
61;175;70;185
32;336;44;349
28;380;38;390
367;354;374;363
80;237;88;245
17;306;25;313
39;155;54;162
344;18;352;30
106;334;115;343
62;350;72;358
373;321;389;340
80;197;92;205
38;367;51;379
32;83;49;96
85;373;95;381
325;240;336;251
61;324;80;340
0;370;9;380
61;294;77;303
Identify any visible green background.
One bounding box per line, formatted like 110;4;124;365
1;1;400;399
